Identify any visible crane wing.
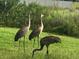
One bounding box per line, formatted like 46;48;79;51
29;29;40;40
14;29;25;41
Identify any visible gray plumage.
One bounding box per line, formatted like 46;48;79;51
15;26;30;41
29;14;44;47
29;28;41;40
32;36;61;57
14;14;31;41
14;13;31;53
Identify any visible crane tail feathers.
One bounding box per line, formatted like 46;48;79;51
29;34;34;40
14;37;19;41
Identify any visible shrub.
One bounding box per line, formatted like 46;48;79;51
0;3;79;37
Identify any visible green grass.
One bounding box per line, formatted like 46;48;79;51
0;27;79;59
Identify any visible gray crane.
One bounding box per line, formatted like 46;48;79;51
14;13;31;52
29;14;44;47
32;36;61;57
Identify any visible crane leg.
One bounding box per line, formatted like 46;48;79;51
14;41;16;48
37;36;40;47
23;36;26;54
46;45;49;55
33;39;35;48
18;39;21;51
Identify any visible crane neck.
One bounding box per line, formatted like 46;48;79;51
32;46;43;57
28;14;31;27
41;17;43;27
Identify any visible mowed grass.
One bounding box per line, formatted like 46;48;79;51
0;27;79;59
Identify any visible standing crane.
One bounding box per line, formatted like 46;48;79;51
29;14;44;47
14;13;31;53
32;36;61;57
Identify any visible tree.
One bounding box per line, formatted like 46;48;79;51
0;0;20;26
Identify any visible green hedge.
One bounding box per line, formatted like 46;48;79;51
0;3;79;37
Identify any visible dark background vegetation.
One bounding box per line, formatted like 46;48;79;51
0;0;79;37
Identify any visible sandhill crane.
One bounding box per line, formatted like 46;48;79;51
32;36;61;57
29;14;44;47
14;13;31;52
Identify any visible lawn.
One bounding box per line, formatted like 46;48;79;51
0;27;79;59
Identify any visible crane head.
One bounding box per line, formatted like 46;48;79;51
41;14;44;18
29;11;32;19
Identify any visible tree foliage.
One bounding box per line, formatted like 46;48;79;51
0;2;79;37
